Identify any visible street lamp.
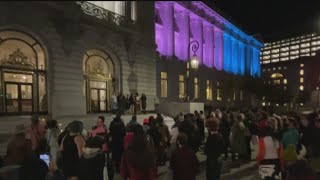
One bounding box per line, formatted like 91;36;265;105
185;40;199;101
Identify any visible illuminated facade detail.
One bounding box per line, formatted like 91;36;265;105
161;72;168;97
261;32;320;64
155;1;263;77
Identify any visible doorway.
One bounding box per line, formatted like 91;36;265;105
5;82;33;112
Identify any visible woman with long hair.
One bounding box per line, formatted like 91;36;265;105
120;124;157;180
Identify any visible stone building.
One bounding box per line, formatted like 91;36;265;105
155;1;263;108
0;1;263;137
0;1;157;130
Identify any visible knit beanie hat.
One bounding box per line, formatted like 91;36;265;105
283;144;298;162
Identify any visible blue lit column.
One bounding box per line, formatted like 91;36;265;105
223;33;231;72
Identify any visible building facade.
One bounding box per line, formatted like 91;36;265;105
261;32;320;65
261;51;320;107
0;1;157;120
155;1;263;106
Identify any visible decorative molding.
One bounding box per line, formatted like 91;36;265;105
85;59;112;79
0;49;36;69
76;1;137;30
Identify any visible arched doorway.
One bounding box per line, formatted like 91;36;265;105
0;30;47;114
83;50;114;113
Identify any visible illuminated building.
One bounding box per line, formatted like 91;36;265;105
261;32;320;64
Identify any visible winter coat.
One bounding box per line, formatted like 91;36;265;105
170;146;199;180
120;152;157;180
47;128;60;161
230;121;247;155
78;148;105;180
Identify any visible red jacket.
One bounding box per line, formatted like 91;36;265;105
123;133;134;150
170;146;199;180
120;152;157;180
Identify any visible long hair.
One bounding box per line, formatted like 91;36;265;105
126;125;156;169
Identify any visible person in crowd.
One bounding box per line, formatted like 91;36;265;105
286;159;318;180
309;117;320;175
109;113;126;173
167;116;180;160
243;115;253;161
126;115;139;133
200;111;206;123
219;109;231;160
111;92;118;114
205;117;224;180
230;113;247;163
143;118;151;132
117;92;126;114
91;116;109;154
147;116;161;163
5;124;32;166
195;111;205;142
29;115;47;156
124;124;145;150
78;136;105;180
46;120;60;162
141;93;147;114
170;133;199;180
60;120;86;179
256;118;283;180
129;93;135;114
120;124;157;180
179;114;202;153
258;111;268;136
157;115;171;166
178;112;184;122
282;117;299;150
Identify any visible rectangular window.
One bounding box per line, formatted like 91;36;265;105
178;75;185;99
206;80;212;101
217;81;222;101
160;72;167;97
194;78;199;99
300;77;304;83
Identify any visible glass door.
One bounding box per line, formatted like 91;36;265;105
90;88;107;112
5;83;33;112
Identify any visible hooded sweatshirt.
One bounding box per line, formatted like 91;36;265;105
78;147;105;180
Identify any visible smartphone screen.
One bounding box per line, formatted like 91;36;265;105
40;154;50;166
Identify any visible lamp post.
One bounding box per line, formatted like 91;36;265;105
317;86;319;107
185;40;199;102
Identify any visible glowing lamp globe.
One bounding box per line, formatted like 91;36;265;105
190;55;199;70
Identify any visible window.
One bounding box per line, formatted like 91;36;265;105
206;80;212;101
271;54;279;58
300;78;304;83
281;47;289;51
83;50;114;112
161;72;168;97
280;52;289;56
301;49;310;53
290;50;299;55
178;75;185;99
194;78;199;99
0;30;47;114
290;45;299;50
300;69;304;75
217;81;222;101
233;90;236;101
284;79;287;84
281;57;289;61
300;64;304;67
88;1;126;17
272;49;279;53
301;43;310;48
300;85;304;91
271;73;283;78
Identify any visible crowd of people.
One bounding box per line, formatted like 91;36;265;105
113;92;147;114
0;108;319;180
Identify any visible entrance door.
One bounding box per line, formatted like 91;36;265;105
5;83;33;112
90;88;107;112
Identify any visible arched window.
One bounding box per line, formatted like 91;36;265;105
271;73;283;78
271;73;284;85
83;50;114;113
0;30;47;114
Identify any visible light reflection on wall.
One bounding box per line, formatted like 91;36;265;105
155;1;262;77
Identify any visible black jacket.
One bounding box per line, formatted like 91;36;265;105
78;148;105;180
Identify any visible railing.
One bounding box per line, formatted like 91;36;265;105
76;1;137;29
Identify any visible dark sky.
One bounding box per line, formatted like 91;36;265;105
210;0;320;42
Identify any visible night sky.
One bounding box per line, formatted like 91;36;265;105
210;0;320;42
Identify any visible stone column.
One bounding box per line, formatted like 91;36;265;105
163;2;174;56
190;19;203;64
181;11;190;61
214;29;223;70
